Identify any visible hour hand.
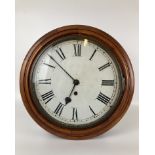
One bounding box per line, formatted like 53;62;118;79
65;79;80;105
65;97;71;105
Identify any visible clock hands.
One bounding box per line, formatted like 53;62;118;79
48;54;75;81
48;54;80;105
65;79;79;105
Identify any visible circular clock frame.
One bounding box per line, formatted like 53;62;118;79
20;25;134;139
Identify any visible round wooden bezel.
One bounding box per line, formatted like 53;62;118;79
20;25;134;139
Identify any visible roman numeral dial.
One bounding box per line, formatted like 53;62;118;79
39;78;51;84
54;103;64;116
74;43;81;56
32;38;121;128
98;62;111;71
89;106;96;115
43;63;55;68
72;108;78;121
102;80;114;86
97;92;110;105
89;49;97;60
41;90;54;104
55;48;66;60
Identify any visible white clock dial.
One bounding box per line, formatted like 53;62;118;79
30;39;123;128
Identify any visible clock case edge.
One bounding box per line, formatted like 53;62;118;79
20;25;135;139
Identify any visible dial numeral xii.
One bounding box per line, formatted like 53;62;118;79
74;44;81;56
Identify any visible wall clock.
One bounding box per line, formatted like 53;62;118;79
20;25;134;139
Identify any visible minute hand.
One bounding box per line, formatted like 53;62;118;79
48;54;75;81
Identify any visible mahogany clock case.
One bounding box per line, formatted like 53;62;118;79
20;25;134;139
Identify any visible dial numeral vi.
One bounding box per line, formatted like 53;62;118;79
72;107;78;121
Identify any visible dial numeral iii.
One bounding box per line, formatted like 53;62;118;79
55;48;66;60
39;78;51;84
98;62;111;71
97;92;110;105
74;44;81;56
72;107;78;121
41;90;54;104
54;103;64;116
102;80;114;86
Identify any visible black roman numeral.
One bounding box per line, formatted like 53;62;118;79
74;44;81;56
97;92;110;105
39;79;51;84
102;80;114;86
89;106;96;115
54;103;64;116
98;62;111;71
89;49;97;60
72;107;78;121
41;90;54;104
55;48;66;60
43;63;55;68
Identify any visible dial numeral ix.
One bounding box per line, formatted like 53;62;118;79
98;62;111;71
97;92;110;105
102;80;114;86
55;48;66;60
54;103;64;116
74;44;81;56
72;107;78;121
41;90;54;104
39;78;51;84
